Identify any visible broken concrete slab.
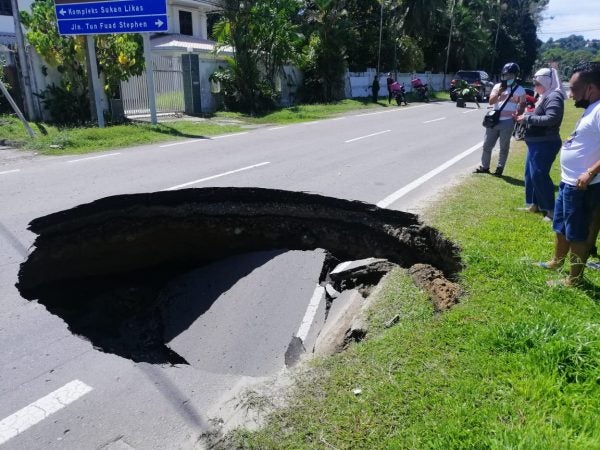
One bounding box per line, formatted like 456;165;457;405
160;250;326;376
329;258;398;293
313;289;364;356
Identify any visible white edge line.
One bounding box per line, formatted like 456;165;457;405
296;285;325;342
423;117;446;124
376;141;484;208
163;162;271;191
0;169;21;175
462;109;480;114
66;153;120;163
267;126;289;131
355;110;395;117
0;380;93;445
355;103;429;117
345;130;391;144
212;132;249;139
159;139;204;148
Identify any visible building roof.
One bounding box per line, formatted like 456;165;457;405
150;34;232;54
0;33;16;47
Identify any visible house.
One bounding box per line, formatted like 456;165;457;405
1;0;232;119
2;0;301;120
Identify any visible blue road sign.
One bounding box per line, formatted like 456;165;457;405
54;0;168;35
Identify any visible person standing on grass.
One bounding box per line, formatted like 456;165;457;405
474;62;527;176
536;62;600;287
515;67;565;222
372;75;380;103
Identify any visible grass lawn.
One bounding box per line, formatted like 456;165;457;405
0;96;448;155
220;101;600;448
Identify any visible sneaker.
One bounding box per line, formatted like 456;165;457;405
493;167;504;177
473;166;490;174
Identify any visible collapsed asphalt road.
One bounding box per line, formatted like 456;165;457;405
16;187;462;364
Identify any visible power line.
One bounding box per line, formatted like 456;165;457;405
538;28;600;34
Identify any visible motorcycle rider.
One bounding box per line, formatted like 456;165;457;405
474;62;527;176
386;73;395;104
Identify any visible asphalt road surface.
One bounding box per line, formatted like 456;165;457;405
0;101;492;449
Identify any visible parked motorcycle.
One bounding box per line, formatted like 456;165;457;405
390;81;408;106
411;78;430;103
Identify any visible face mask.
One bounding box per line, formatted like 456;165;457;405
506;78;515;86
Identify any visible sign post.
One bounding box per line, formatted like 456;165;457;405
54;0;168;36
54;0;168;126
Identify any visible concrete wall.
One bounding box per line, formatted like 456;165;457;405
346;69;455;98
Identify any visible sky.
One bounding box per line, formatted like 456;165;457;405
537;0;600;42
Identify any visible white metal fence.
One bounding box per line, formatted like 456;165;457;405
120;55;185;116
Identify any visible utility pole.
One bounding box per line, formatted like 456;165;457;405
443;0;456;91
376;0;383;76
10;0;37;121
490;2;507;77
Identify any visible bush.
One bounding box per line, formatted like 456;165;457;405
35;83;90;125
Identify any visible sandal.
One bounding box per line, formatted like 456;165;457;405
534;261;562;270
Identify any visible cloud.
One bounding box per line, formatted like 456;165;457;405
538;0;600;40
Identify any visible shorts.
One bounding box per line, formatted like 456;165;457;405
553;182;600;241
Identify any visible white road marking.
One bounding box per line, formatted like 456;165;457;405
462;109;480;114
354;103;429;117
331;117;346;121
0;169;21;175
377;141;483;208
212;132;249;139
159;139;205;148
296;284;325;342
0;380;93;446
301;121;319;126
355;110;395;117
159;132;249;147
268;126;289;131
423;117;446;124
163;161;271;191
345;130;391;143
66;153;120;163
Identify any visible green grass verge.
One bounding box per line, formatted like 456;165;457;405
220;102;600;449
0;116;243;155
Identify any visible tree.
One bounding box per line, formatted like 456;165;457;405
212;0;301;112
298;0;349;102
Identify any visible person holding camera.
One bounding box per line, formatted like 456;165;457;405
474;62;527;176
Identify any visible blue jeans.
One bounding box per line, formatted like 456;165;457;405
524;139;561;211
553;182;600;242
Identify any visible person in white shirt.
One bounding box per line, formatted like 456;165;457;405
536;62;600;286
474;62;527;176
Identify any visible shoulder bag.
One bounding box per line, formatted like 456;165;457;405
482;84;518;128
